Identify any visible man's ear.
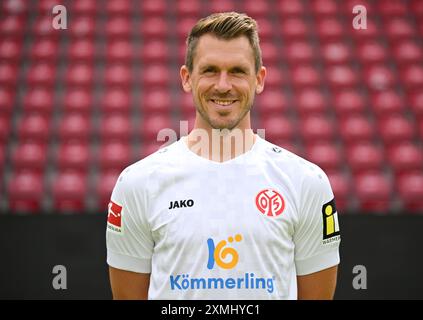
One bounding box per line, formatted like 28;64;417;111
255;66;266;94
180;65;192;92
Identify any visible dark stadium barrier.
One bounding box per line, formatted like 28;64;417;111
0;214;422;299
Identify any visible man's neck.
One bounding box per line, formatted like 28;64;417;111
185;127;256;163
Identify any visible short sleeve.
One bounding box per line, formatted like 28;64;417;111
293;167;341;276
106;169;154;273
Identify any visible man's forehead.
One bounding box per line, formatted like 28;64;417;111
194;34;255;68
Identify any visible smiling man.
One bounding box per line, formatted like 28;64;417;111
107;12;341;300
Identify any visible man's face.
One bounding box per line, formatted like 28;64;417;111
181;34;266;131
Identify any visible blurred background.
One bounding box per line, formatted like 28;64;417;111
0;0;422;299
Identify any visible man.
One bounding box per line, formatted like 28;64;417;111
106;12;340;300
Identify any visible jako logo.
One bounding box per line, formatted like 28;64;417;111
255;189;285;217
207;234;242;270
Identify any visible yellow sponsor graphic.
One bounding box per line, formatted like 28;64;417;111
322;199;340;241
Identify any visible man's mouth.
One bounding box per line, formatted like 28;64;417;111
210;99;237;106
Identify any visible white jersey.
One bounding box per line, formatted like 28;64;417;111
106;135;341;300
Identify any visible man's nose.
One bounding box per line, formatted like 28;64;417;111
214;72;232;93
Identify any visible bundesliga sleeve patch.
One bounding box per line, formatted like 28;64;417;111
107;200;123;234
322;198;340;244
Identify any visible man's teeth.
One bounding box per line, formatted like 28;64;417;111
212;100;235;106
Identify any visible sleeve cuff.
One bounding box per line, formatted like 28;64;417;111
295;250;340;276
107;250;152;273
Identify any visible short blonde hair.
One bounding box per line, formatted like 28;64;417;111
185;12;262;73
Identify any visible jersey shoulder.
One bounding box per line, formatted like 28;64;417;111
115;139;182;187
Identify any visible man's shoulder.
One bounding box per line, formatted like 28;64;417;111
116;140;182;184
259;138;327;179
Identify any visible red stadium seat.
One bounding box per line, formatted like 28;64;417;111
141;40;170;63
311;0;339;16
142;64;170;88
262;66;285;89
141;17;168;39
0;87;14;115
141;115;174;141
326;65;359;89
321;42;352;65
99;142;132;172
291;64;321;88
260;42;279;64
350;20;381;42
106;40;134;63
69;17;96;38
96;170;121;210
33;16;60;38
332;89;366;116
58;113;91;142
305;142;343;172
18;114;50;142
346;143;384;173
378;115;415;145
295;88;327;115
104;64;131;87
52;171;87;212
141;0;167;16
254;18;274;41
398;173;423;212
243;0;270;18
419;118;423;140
66;63;94;88
106;17;131;39
300;116;336;143
23;87;54;115
209;0;236;13
339;115;375;143
391;40;423;65
56;142;91;172
408;90;423;118
276;0;305;16
37;0;62;13
327;170;352;212
363;65;396;91
71;0;97;16
176;0;201;17
384;18;417;40
106;0;131;16
315;18;345;40
0;15;24;37
284;41;315;65
63;88;93;114
387;143;423;175
142;89;172;114
370;90;405;116
99;114;132;142
27;63;56;87
260;117;295;143
400;64;423;89
0;63;18;87
0;39;22;63
279;18;309;39
354;172;392;212
12;142;47;173
356;41;388;65
30;38;59;61
68;39;95;61
100;88;131;114
377;0;407;17
256;90;290;115
8;171;44;212
176;18;198;40
1;0;29;15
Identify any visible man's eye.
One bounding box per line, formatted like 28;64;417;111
232;69;246;74
202;68;215;74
